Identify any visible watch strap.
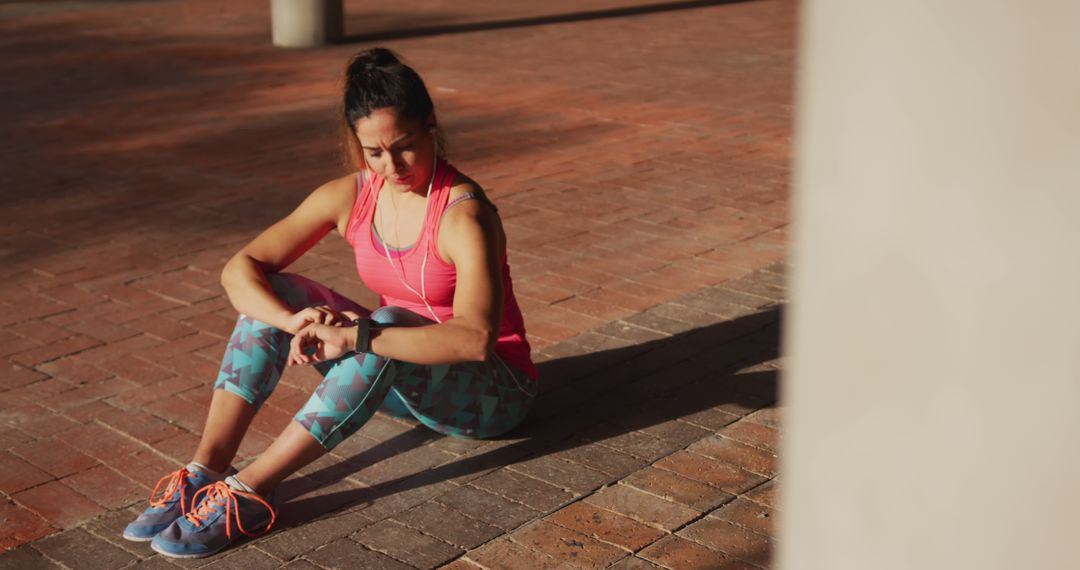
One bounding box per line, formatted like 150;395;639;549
353;317;374;353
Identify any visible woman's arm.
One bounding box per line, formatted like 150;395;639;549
221;174;356;333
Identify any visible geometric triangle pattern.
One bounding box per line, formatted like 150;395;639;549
213;315;292;409
211;272;371;410
208;273;537;452
293;344;537;450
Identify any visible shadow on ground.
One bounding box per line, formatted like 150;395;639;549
274;304;780;528
342;0;753;43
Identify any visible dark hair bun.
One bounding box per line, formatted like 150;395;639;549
343;47;435;129
348;47;401;75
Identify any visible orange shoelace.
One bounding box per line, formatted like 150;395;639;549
184;481;276;539
148;467;194;512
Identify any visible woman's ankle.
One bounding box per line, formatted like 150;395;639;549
232;467;278;497
187;461;228;478
190;449;235;476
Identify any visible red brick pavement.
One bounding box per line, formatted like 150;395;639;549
0;0;792;567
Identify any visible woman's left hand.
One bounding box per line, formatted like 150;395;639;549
287;323;355;366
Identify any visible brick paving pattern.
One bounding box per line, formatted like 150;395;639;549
0;0;792;567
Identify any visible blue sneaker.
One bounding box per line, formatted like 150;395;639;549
150;478;276;558
122;465;233;542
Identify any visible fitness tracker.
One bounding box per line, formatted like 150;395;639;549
352;317;375;354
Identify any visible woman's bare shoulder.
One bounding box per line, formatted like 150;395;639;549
314;171;361;201
447;171;484;201
439;170;504;262
310;171;363;235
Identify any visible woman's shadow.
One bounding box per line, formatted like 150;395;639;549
273;302;781;528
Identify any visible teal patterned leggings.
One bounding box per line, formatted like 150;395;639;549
213;273;535;450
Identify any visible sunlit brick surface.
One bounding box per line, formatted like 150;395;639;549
0;0;791;566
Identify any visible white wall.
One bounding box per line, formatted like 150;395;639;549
781;0;1080;568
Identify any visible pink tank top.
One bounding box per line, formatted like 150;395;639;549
344;160;538;380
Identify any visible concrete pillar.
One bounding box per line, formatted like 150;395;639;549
270;0;343;48
782;0;1080;569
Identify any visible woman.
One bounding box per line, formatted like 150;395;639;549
121;48;537;559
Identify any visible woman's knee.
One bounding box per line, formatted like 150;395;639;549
264;273;304;307
266;273;312;305
266;273;359;314
370;305;432;327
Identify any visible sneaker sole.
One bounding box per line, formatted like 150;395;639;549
121;532;155;543
150;539;225;559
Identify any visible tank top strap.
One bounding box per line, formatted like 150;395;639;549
423;159;458;256
345;169;379;245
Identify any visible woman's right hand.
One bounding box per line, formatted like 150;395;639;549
285;306;360;334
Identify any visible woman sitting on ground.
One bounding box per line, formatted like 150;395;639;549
120;47;538;559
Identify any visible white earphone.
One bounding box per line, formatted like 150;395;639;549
377;136;440;323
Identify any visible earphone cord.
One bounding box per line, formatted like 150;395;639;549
377;143;439;322
375;143;535;398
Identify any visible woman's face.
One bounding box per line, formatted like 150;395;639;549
354;107;436;194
